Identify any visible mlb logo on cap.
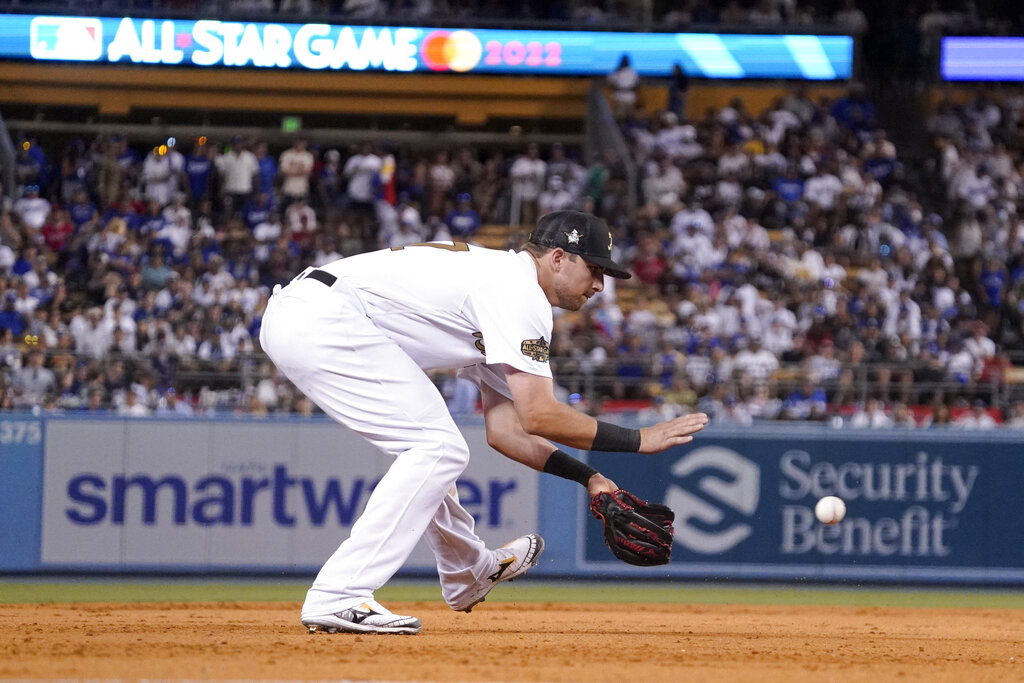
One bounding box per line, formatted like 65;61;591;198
30;17;104;62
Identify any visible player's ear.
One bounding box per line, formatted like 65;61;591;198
549;247;567;270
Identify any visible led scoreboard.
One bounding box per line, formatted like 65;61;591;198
0;14;854;80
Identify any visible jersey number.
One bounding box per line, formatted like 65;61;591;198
391;241;471;252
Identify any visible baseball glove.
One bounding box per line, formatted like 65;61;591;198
589;489;674;566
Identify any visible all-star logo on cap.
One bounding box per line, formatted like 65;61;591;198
527;210;632;279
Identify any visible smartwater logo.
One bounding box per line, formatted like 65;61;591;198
29;17;103;61
665;447;760;554
65;464;517;528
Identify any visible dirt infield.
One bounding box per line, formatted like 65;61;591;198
1;601;1021;682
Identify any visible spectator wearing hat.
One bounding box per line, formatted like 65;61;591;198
13;185;50;232
14;141;44;193
444;193;481;240
242;190;275;232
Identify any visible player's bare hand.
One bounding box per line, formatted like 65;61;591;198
638;412;709;454
587;473;618;497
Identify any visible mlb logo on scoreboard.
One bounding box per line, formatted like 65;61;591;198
29;16;103;62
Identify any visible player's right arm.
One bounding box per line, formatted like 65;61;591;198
479;382;617;496
504;367;709;454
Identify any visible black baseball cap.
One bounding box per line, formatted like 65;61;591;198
528;210;631;279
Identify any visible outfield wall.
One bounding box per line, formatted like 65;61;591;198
2;413;1022;584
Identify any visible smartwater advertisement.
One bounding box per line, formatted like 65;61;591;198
585;429;1024;583
36;418;537;571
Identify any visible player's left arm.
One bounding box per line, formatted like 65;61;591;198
479;383;616;495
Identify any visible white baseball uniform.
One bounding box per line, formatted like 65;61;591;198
259;243;552;618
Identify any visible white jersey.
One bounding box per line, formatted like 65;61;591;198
317;243;553;379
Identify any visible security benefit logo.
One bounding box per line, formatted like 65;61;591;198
665;447;760;554
779;450;979;558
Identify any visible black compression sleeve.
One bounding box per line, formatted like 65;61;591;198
592;421;642;452
542;449;599;487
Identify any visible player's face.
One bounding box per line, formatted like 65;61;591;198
553;254;604;311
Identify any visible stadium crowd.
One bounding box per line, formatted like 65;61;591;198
3;79;1024;428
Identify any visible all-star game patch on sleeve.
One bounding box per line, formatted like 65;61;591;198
520;337;550;363
469;283;553;379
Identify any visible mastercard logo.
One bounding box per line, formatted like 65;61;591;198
420;30;483;72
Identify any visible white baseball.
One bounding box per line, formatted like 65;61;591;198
814;496;846;524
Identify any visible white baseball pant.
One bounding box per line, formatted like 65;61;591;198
259;274;498;617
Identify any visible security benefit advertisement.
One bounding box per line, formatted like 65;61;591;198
585;430;1022;583
39;419;537;571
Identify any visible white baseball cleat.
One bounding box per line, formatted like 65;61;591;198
302;599;422;635
450;532;545;613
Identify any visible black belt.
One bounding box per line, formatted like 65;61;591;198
305;269;337;287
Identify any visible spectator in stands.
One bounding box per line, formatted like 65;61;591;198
509;143;546;227
538;175;575;216
426;150;456;218
733;335;779;386
10;348;54;409
781;375;827;420
242;190;275;232
954;399;998;429
185;138;216;208
279;138;315;207
156;386;195;417
72;307;113;361
318;149;345;209
607;54;639;120
118;388;151;417
642;153;685;220
849;398;892;428
141;142;185;208
284;196;318;245
216;137;260;217
1005;401;1024;429
444;193;481;240
830;82;876;135
343;142;382;241
14;185;50;232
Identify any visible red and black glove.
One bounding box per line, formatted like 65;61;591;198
590;489;674;566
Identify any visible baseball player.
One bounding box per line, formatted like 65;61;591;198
259;210;708;635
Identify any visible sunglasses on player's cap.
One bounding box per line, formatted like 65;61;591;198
527;210;631;279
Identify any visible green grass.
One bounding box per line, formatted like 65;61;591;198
2;580;1024;609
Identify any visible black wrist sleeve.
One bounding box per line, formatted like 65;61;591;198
592;421;642;452
543;449;599;487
